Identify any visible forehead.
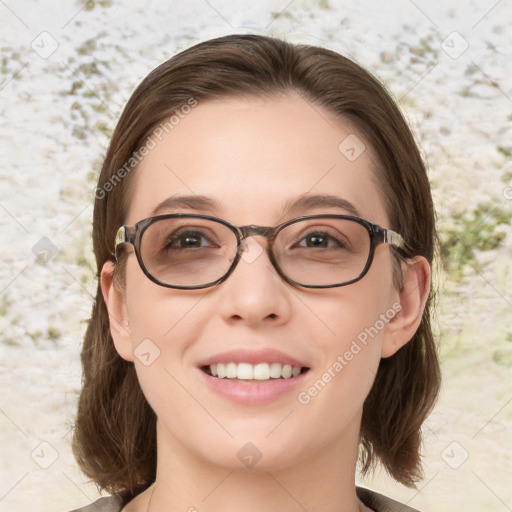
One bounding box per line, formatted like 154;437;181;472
126;94;389;226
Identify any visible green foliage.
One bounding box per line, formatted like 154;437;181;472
47;327;62;341
0;296;8;317
497;146;512;158
63;55;114;141
85;0;112;10
440;203;510;279
493;348;512;367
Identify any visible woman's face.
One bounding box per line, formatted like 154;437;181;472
110;94;404;472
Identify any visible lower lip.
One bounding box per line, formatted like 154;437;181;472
196;368;310;405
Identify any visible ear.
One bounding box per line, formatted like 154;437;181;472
100;260;134;362
381;256;431;358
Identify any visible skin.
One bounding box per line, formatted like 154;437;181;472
101;93;430;512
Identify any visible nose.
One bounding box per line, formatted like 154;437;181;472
216;236;293;327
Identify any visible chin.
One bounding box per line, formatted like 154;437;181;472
186;428;313;474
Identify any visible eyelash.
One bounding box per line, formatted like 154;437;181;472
294;229;346;248
164;230;216;249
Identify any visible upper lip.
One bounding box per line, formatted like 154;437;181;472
197;348;309;368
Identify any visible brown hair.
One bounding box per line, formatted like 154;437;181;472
73;34;440;497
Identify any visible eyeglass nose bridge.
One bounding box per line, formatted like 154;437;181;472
237;224;276;261
238;224;274;240
236;224;277;251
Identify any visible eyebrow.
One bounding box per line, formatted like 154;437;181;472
151;195;218;216
281;193;361;218
150;193;361;219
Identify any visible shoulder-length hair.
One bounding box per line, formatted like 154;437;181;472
73;34;440;498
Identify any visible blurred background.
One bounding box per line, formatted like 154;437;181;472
0;1;511;511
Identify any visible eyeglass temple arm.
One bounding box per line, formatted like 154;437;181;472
375;227;406;249
114;226;134;258
115;226;126;247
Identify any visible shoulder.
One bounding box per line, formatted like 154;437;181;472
68;494;124;512
357;486;420;512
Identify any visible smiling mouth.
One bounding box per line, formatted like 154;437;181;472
201;362;310;381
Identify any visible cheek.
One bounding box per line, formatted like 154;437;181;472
125;292;208;364
298;260;396;410
123;257;204;341
307;291;385;384
123;287;208;424
292;301;385;449
121;265;211;413
309;265;394;360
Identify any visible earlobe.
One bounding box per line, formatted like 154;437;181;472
381;256;431;358
100;260;134;362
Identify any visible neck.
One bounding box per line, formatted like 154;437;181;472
141;418;365;512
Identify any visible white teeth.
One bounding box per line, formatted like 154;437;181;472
207;362;304;380
226;362;237;378
237;363;253;380
269;362;282;378
216;363;226;378
253;363;269;380
281;364;292;379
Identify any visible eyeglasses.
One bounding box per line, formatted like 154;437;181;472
114;214;405;290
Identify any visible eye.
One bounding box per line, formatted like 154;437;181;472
164;230;217;250
295;230;346;249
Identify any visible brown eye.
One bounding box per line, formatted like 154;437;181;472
296;231;345;249
165;230;215;250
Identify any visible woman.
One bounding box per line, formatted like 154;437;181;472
71;34;440;512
